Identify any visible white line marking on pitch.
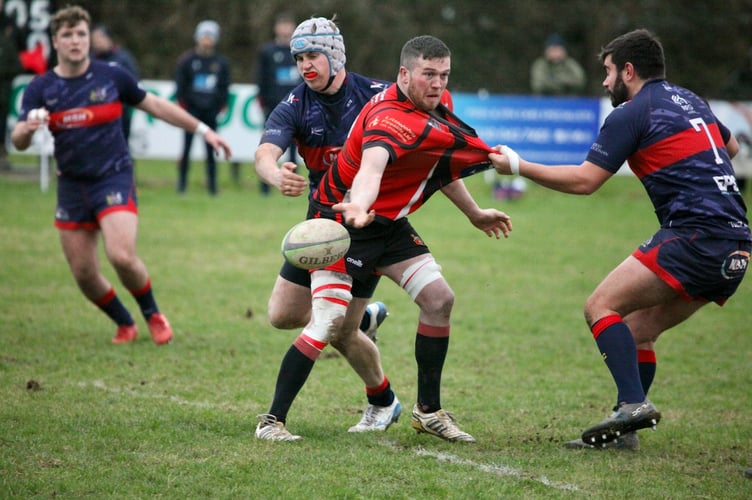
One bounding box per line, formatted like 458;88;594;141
81;380;578;492
384;442;580;492
78;380;252;411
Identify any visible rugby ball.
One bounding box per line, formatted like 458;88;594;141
281;218;351;270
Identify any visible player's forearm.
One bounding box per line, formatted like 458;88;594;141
519;160;596;195
138;93;202;133
254;145;285;188
11;123;34;151
348;182;379;214
441;180;481;219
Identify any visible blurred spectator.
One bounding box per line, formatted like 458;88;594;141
721;47;752;101
91;24;140;144
0;18;22;171
530;33;586;96
721;47;752;192
175;20;230;195
255;13;301;195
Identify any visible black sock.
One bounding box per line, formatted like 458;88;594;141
415;334;448;413
269;345;316;422
367;380;395;407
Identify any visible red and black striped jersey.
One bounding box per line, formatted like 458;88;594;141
313;84;494;222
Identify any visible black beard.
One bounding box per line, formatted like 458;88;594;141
608;75;629;107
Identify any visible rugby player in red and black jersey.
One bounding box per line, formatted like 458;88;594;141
255;26;512;442
293;35;511;443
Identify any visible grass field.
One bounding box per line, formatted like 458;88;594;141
1;158;750;498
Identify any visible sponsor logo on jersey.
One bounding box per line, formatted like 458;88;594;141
52;108;95;129
380;116;416;142
712;175;740;193
671;94;694;112
48;102;123;131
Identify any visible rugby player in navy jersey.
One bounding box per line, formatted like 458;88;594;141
491;29;750;450
12;5;231;346
253;17;397;442
256;34;512;442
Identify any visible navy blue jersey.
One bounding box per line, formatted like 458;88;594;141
19;60;146;179
93;46;140;80
586;80;750;240
255;41;301;115
174;50;230;113
259;72;390;195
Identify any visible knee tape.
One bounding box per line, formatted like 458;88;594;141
399;257;443;300
304;271;352;343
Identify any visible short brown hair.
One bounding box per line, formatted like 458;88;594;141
50;5;91;36
400;35;450;69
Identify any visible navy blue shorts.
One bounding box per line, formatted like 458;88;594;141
633;227;751;304
55;170;137;230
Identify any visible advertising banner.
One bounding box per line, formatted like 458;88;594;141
7;76;752;182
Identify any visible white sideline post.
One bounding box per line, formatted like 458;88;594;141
37;127;53;193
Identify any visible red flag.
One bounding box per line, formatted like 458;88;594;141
19;42;47;75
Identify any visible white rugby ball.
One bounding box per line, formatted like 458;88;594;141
29;108;49;122
281;218;351;270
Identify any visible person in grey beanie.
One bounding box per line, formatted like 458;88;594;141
175;20;231;195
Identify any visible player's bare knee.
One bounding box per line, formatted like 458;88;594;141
70;263;98;286
268;314;304;330
328;321;353;351
107;250;136;274
583;294;602;324
267;302;308;329
415;282;452;314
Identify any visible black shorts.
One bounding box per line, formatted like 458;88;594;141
333;217;431;283
278;259;380;299
633;227;751;304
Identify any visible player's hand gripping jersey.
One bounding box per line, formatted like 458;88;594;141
313;84;495;222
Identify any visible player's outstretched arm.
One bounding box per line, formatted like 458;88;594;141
333;147;388;228
489;145;610;195
136;93;232;159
